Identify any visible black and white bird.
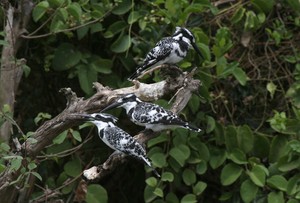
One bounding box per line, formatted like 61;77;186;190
101;94;202;132
128;27;203;81
74;112;160;177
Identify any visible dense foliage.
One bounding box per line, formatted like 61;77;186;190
1;0;300;202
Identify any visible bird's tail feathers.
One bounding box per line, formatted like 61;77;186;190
141;157;160;178
184;122;202;133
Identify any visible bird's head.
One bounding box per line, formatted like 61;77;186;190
173;27;203;60
72;113;118;126
101;93;142;113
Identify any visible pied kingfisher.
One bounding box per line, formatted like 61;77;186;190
74;112;160;177
128;27;203;81
101;94;202;132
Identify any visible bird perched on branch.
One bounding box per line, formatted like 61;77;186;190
101;93;202;132
74;112;160;177
128;27;203;81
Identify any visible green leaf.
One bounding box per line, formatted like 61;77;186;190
209;148;226;169
53;130;68;144
193;181;207;195
64;158;82;177
28;162;37;170
72;130;82;142
52;43;81;71
220;163;243;186
267;191;284;203
77;64;97;95
267;82;277;99
287;174;300;195
86;184;108;203
196;161;207;175
252;134;270;158
183;169;196;186
269;135;289;163
232;67;248;85
206;115;216;133
34;112;52;125
67;3;82;21
277;155;300;172
153;187;164;197
240;179;258;203
48;0;64;8
231;6;246;24
90;57;112;74
166;193;179;203
110;34;131;53
0;142;10;152
146;177;157;187
103;21;127;38
228;148;248;164
237;125;254;153
144;185;156;203
150;152;167;168
248;165;266;187
90;23;103;34
188;137;210;161
169;144;190;167
267;175;288;191
112;0;132;15
181;194;197;203
251;0;274;14
225;125;238;151
161;172;174;182
77;26;89;40
9;157;23;171
32;1;49;22
287;0;300;14
147;133;169;148
31;172;43;181
128;11;142;24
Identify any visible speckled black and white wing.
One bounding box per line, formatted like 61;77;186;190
128;37;175;81
131;102;201;132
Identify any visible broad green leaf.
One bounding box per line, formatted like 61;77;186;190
240;179;258;203
267;175;288;191
0;142;10;152
52;43;81;71
232;67;248;85
209;148;226;169
146;177;157;187
90;23;103;34
188;137;210;161
220;163;243;186
196;161;207;175
147;133;169;148
169;144;190;167
237;125;254;153
64;158;82;177
50;15;67;32
166;192;179;203
77;26;89;40
77;64;97;95
183;169;196;186
287;200;299;203
248;165;266;187
181;194;197;203
228;148;248;164
67;3;82;21
31;172;43;181
252;134;270;158
277;155;300;172
128;11;142;24
231;6;246;24
251;0;274;14
225;125;238;151
32;1;49;22
197;43;211;61
206;115;215;133
48;0;64;8
53;130;68;144
86;184;108;203
144;185;156;203
110;34;131;53
269;135;288;163
112;0;132;15
90;57;112;74
287;174;300;195
161;172;174;182
267;191;284;203
193;181;207;195
72;130;82;142
287;0;300;14
9;157;23;171
103;21;127;38
28;162;37;170
153;187;164;197
150;152;167;168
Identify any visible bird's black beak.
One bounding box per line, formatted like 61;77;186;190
101;101;122;112
192;43;204;60
71;113;95;121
